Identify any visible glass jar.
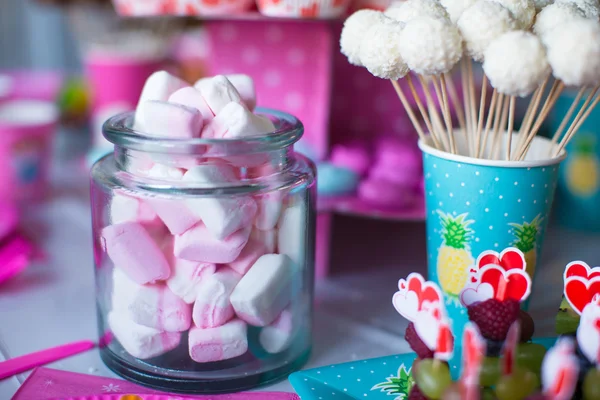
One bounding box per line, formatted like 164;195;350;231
90;108;316;393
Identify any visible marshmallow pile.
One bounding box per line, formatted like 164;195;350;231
100;71;309;363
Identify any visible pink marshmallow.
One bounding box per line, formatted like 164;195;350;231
102;222;171;284
146;197;201;235
183;166;257;240
174;224;251;264
108;311;181;359
194;75;243;115
227;237;267;275
250;229;277;253
225;74;256;111
135;100;203;139
188;319;248;363
166;258;217;304
254;192;283;231
259;308;296;354
112;269;192;332
201;102;275;139
109;191;157;225
192;267;241;328
168;86;214;123
137;70;188;106
230;254;293;326
330;144;371;177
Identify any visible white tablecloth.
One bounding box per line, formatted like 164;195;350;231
1;157;598;398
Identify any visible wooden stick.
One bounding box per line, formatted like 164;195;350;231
389;79;430;145
549;87;588;152
475;74;488;159
432;75;456;154
418;75;449;150
440;74;456;154
493;95;510;160
479;89;499;158
488;92;505;159
516;81;565;160
506;96;516;161
517;78;549;151
555;87;600;156
467;60;478;156
445;72;467;134
406;75;444;150
461;58;473;152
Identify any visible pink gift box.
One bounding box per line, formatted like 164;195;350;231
13;368;300;400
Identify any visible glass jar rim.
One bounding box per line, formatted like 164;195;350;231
103;107;304;155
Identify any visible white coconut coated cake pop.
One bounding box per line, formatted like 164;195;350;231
340;10;386;66
545;19;600;87
384;0;450;23
533;2;586;38
398;16;463;76
440;0;479;22
458;0;517;62
489;0;536;29
359;18;409;80
556;0;600;18
483;31;550;97
534;0;554;11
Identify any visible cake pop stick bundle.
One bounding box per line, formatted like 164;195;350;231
340;0;600;161
391;270;585;399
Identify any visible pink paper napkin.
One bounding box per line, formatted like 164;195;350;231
12;368;300;400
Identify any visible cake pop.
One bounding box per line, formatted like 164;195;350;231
534;0;554;10
458;0;517;62
359;17;409;80
340;10;387;66
398;16;463;76
533;2;586;38
483;31;550;97
556;0;600;18
384;0;450;23
489;0;536;29
545;19;600;87
439;0;479;22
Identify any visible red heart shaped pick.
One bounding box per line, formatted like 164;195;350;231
565;262;600;281
477;248;526;272
406;274;442;312
564;277;600;314
480;267;530;302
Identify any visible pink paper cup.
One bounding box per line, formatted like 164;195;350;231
0;100;58;202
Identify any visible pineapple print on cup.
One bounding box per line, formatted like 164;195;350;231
566;135;599;197
436;211;475;298
509;214;542;279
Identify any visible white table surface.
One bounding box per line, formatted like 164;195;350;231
1;151;599;398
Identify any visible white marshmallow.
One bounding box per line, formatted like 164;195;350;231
168;86;214;123
251;228;277;253
137;70;188;106
188;319;248;363
166;258;217;304
108;311;181;359
196;74;256;111
230;254;294;326
277;202;307;269
192;267;241;328
135;100;203;139
183;165;257;240
112;268;192;332
194;75;243;115
201;102;275;139
254;192;283;231
146;164;185;180
110;191;157;225
259;308;296;353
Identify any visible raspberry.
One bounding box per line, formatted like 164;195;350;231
408;384;428;400
467;298;520;341
406;322;434;359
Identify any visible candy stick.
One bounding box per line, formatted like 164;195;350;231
475;74;488;159
506;96;516;160
542;338;579;400
555;90;600;156
445;72;467;135
502;320;520;375
462;323;485;400
548;86;586;155
389;79;431;145
478;89;498;158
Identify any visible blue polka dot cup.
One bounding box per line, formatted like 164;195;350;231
419;133;566;343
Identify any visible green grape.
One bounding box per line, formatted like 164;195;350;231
414;358;452;400
481;357;501;387
495;367;540;400
555;297;580;335
441;382;462;400
516;343;547;375
481;387;497;400
583;368;600;400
